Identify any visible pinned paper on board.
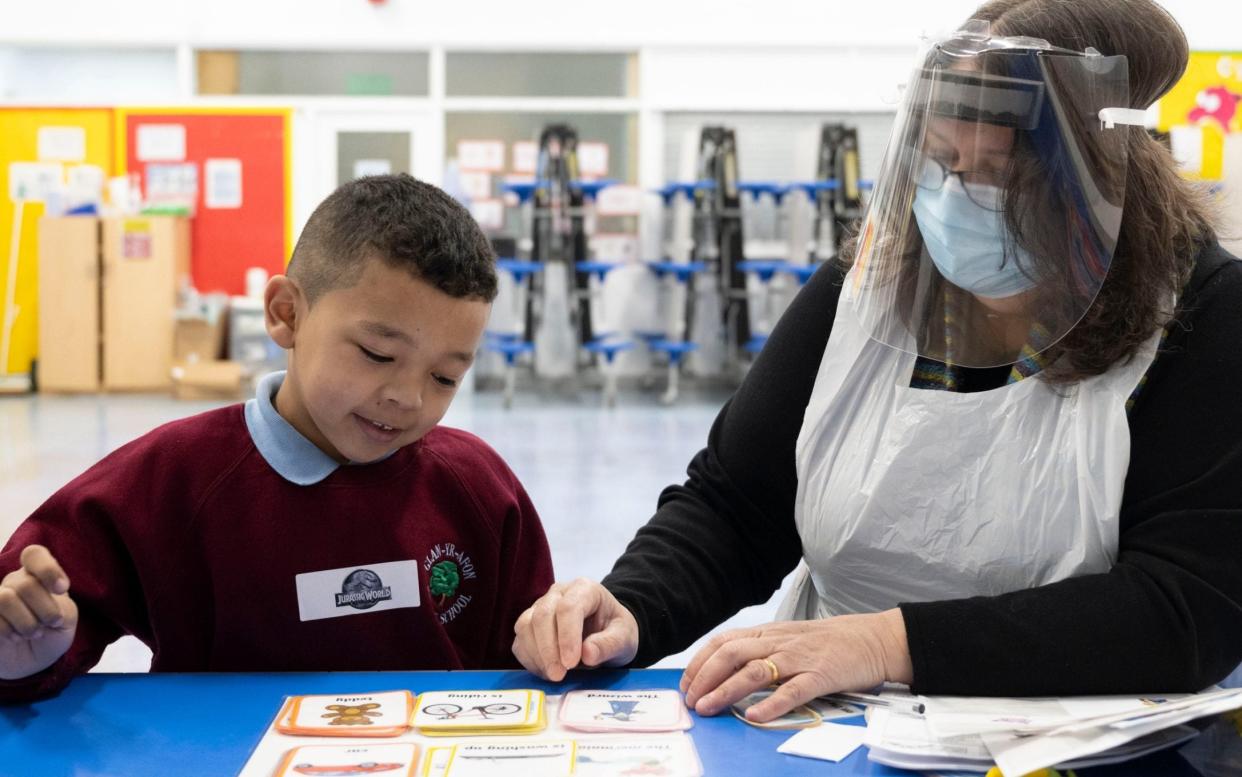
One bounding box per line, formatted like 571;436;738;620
353;158;393;179
136;124;187;162
469;199;505;231
145;163;199;210
37;126;87;163
459;171;493;201
458;140;505;172
8;162;64;203
512;141;538;174
122;220;153;260
577;142;610;178
204;158;243;209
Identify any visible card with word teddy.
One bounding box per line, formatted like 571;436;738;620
275;690;415;737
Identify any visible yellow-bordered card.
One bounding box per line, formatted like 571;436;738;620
442;740;575;777
421;745;456;777
273;743;421;776
413;690;546;736
275;690;415;737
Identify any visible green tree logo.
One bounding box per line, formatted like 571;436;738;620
429;560;461;607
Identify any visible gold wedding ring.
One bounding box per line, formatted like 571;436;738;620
761;657;780;685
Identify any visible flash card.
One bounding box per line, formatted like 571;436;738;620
559;690;692;732
443;740;575;777
730;689;821;730
414;690;545;734
274;743;420;776
276;690;415;737
574;735;703;777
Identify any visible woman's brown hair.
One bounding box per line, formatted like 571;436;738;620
842;0;1216;383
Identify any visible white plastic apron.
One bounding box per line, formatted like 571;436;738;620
777;281;1162;621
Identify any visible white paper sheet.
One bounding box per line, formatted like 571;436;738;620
778;722;867;762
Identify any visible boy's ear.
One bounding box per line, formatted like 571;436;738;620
264;275;303;349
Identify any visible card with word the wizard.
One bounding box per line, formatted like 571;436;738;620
558;690;693;732
275;690;415;737
413;690;545;735
273;743;421;776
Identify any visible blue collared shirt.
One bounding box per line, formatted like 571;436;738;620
243;371;341;485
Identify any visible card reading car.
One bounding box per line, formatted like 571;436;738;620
730;689;821;730
276;690;414;737
443;740;575;777
274;743;420;777
559;690;692;732
574;734;704;777
413;690;537;732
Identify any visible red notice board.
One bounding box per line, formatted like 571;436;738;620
117;108;291;295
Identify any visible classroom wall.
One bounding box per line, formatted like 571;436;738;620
0;108;112;376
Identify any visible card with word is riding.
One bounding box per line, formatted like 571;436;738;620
275;690;415;737
558;690;693;733
274;743;421;777
413;690;546;736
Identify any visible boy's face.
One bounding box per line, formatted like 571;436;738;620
267;257;490;464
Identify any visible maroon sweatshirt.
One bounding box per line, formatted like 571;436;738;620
0;405;553;703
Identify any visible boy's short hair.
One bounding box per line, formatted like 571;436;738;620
288;174;498;303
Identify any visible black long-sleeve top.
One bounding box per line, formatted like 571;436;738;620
603;242;1242;696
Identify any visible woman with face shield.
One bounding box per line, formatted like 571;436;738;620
513;0;1242;725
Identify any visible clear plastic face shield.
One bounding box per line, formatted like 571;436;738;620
846;21;1145;368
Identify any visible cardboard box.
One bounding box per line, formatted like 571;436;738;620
174;317;225;363
171;360;244;401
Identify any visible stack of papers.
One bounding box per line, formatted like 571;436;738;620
414;690;547;736
558;690;693;732
863;687;1242;775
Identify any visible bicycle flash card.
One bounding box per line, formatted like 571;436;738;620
274;743;421;777
558;690;692;732
413;690;542;732
276;690;415;737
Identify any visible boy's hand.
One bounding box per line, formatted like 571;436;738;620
0;545;78;680
512;578;639;682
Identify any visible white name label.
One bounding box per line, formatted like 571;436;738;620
295;560;421;622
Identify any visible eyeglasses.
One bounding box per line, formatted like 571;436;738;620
915;153;1006;212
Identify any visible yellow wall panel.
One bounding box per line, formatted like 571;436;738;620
0;109;112;377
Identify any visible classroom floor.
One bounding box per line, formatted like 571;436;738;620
0;385;792;672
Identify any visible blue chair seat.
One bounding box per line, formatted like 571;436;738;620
573;179;618;200
744;335;769;354
575;261;621;280
646;261;708;281
792;180;839;198
736;260;788;283
495;258;544;282
484;339;535;365
500;181;540;204
782;264;820;285
648;339;699;365
584;339;636;362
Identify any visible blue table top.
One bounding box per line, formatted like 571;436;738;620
0;668;1209;777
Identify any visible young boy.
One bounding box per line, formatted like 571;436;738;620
0;175;553;702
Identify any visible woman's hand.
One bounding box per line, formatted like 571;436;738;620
512;578;640;681
680;609;912;723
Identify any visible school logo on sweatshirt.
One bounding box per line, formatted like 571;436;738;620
423;542;478;624
335;568;393;610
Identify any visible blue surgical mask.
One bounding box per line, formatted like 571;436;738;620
912;179;1038;298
